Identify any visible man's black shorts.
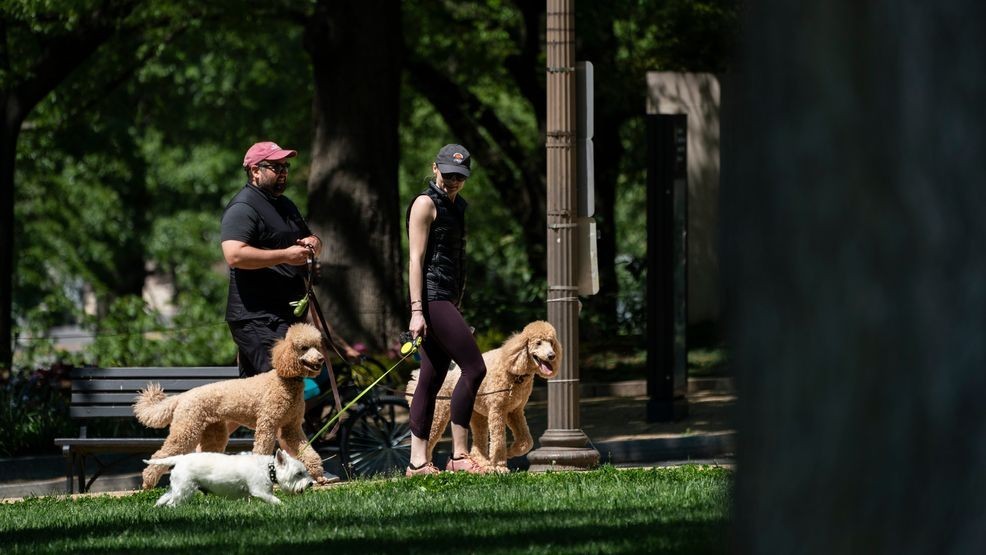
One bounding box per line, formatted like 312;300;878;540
228;317;293;377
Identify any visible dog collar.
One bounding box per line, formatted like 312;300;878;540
268;462;278;484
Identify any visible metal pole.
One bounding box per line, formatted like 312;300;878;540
527;0;599;471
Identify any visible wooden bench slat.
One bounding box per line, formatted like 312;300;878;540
72;393;142;404
70;406;139;418
72;379;230;392
70;367;239;379
54;438;256;446
53;437;256;455
55;437;256;445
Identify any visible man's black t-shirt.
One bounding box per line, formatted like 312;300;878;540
221;184;311;322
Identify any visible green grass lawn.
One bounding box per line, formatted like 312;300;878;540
0;466;731;554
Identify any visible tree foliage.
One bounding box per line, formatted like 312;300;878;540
6;0;737;372
9;1;313;369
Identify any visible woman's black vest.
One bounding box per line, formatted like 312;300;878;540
408;182;467;306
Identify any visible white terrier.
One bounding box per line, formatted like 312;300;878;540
143;449;313;506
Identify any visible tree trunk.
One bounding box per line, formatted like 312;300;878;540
0;6;126;368
0;94;20;370
726;2;986;553
303;0;403;351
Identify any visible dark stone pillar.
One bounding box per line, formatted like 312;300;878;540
725;2;986;553
646;114;689;422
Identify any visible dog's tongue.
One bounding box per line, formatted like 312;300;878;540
538;359;554;377
303;360;322;375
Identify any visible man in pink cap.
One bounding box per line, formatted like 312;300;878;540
220;141;326;377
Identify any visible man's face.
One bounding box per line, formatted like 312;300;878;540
251;160;290;196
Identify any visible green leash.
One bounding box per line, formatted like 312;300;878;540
301;336;422;455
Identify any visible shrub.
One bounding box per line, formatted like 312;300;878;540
0;363;75;457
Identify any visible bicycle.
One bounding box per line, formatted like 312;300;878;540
302;354;412;479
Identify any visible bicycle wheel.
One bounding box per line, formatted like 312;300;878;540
339;396;412;477
349;356;405;394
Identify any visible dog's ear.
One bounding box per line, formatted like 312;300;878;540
275;449;285;465
552;335;563;367
501;332;531;375
546;327;562;365
271;336;304;378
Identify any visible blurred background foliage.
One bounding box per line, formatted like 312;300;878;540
7;0;735;376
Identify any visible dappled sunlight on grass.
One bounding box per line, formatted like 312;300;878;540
1;466;731;554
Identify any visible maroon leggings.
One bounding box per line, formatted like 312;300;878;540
409;300;487;440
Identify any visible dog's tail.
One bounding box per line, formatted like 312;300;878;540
405;370;419;405
133;383;180;428
142;456;180;467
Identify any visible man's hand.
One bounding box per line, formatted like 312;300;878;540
283;245;313;266
296;235;322;256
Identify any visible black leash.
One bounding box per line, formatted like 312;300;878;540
299;247;345;442
375;378;525;400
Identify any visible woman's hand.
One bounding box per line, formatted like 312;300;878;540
409;311;427;340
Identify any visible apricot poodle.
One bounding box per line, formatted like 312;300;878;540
406;320;561;472
134;323;327;489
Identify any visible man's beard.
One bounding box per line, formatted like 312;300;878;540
259;178;287;196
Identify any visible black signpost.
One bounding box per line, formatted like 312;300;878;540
646;113;689;422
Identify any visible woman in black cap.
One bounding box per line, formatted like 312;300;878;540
404;144;488;476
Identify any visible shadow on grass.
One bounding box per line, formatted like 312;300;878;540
3;506;728;554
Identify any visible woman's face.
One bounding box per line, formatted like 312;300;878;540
433;163;466;196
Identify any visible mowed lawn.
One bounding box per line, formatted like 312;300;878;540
0;466;731;554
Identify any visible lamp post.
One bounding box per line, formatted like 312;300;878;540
526;0;599;471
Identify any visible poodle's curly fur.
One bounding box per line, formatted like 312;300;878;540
134;323;326;489
406;321;561;472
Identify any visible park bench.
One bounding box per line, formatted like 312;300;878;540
54;366;255;494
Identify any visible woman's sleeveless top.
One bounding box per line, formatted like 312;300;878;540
406;182;467;305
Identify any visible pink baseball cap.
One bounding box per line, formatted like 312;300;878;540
242;141;297;168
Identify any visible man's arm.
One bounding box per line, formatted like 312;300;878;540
222;240;312;269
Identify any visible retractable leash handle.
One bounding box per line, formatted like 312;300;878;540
399;332;423;356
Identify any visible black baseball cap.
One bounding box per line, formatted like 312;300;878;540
435;144;471;177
